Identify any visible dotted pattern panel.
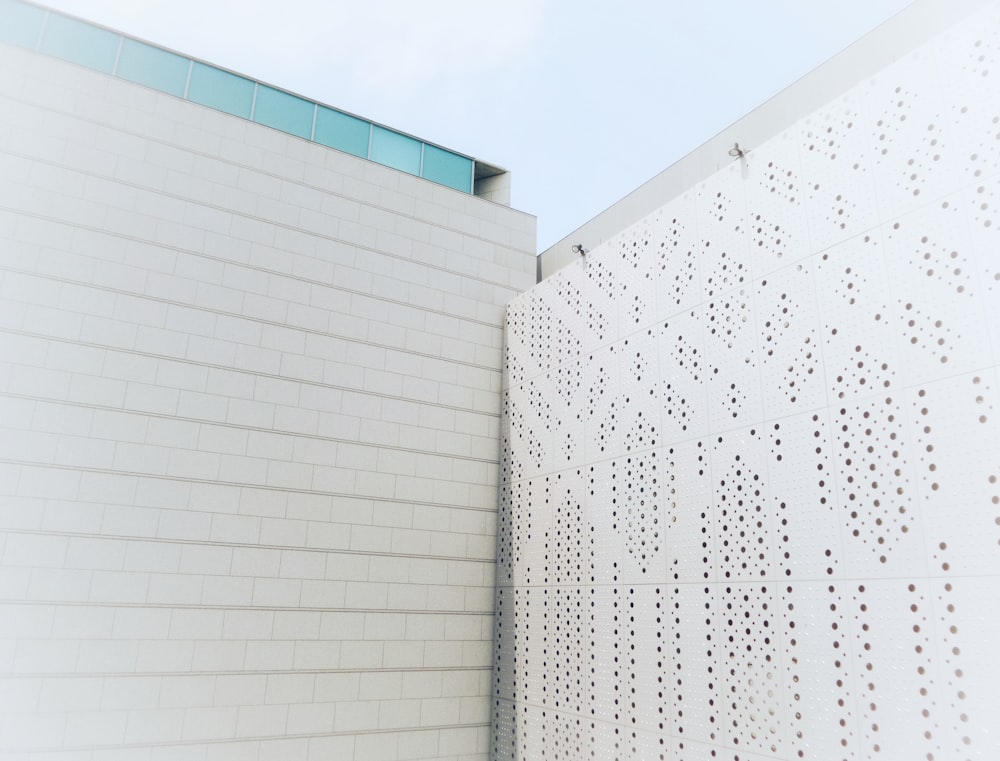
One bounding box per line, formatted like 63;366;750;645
654;192;704;318
755;262;826;418
745;132;811;277
698;165;751;302
584;343;624;461
863;47;962;221
935;13;1000;184
712;429;777;582
659;307;710;444
799;90;879;253
552;358;586;469
964;175;1000;362
614;214;660;331
496;6;1000;760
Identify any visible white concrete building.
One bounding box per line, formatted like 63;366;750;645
0;2;535;759
3;0;1000;760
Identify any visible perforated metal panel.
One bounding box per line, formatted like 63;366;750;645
495;5;1000;759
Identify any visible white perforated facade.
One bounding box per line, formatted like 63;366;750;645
496;3;1000;759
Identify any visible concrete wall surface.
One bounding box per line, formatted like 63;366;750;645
496;3;1000;759
0;41;535;761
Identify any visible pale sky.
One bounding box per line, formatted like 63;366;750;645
42;0;914;252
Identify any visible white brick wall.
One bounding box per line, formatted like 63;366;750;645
0;40;535;761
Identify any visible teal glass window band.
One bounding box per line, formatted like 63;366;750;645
422;144;474;193
0;0;484;196
314;106;370;158
0;0;44;48
253;84;314;139
187;62;254;119
370;125;422;176
116;38;188;98
39;11;118;73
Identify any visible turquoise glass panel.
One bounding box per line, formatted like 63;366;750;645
314;107;369;158
252;84;313;139
39;12;118;73
187;62;254;119
116;38;188;97
370;126;421;176
0;0;45;48
421;144;473;193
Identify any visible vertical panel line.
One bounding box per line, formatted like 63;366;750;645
35;9;49;49
111;34;123;76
